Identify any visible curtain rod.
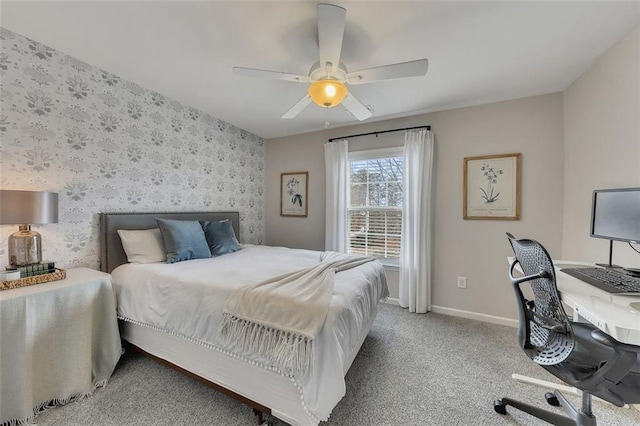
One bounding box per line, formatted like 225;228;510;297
327;125;431;142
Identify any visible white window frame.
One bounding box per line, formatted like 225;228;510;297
348;146;404;266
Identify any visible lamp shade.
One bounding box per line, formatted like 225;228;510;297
0;190;59;225
308;80;348;108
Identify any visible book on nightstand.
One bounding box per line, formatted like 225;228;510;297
6;261;56;277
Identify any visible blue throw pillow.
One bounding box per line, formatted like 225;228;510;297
201;219;242;257
155;218;212;263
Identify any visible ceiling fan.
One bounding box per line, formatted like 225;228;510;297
233;3;429;121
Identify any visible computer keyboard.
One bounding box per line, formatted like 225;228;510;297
560;267;640;295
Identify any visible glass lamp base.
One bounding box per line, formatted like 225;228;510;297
8;225;42;266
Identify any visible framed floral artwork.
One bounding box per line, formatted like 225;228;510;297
281;172;308;217
463;153;521;220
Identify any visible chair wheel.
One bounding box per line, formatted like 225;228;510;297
545;392;560;406
494;399;507;415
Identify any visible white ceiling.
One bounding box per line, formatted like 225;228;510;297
2;1;639;139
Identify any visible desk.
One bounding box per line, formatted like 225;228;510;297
508;257;640;345
0;268;122;425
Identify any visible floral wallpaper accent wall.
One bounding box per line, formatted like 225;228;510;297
0;28;265;270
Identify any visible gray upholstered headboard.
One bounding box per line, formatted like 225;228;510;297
99;211;240;273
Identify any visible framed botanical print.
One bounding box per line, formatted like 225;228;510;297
280;172;308;217
463;153;521;220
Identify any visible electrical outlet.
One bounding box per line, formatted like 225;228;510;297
457;276;467;289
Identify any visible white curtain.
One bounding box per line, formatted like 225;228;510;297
324;139;349;252
399;129;434;313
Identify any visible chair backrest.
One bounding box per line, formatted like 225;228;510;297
506;233;575;366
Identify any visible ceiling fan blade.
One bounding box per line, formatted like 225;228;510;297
233;67;310;83
282;95;313;119
342;92;372;121
346;59;429;85
317;3;346;75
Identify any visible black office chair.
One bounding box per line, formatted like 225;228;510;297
494;233;640;425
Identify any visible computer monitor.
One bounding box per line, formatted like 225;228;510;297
590;187;640;268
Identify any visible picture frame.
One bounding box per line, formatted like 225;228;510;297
280;172;308;217
463;153;521;220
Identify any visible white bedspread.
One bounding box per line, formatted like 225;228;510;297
111;245;388;421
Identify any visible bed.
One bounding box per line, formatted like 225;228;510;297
100;211;388;425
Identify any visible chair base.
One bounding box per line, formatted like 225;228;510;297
494;390;597;426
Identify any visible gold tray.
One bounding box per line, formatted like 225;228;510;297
0;268;66;291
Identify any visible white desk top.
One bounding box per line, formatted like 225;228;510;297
508;258;640;346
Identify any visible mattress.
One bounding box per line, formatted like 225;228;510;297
111;245;388;424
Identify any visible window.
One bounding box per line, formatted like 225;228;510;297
348;148;403;262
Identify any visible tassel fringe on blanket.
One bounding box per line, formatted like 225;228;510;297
219;251;376;377
220;314;315;375
0;379;109;426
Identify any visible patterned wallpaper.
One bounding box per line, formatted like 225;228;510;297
0;28;265;270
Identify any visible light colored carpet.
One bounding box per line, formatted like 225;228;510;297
34;304;640;425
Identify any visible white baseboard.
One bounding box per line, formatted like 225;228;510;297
431;305;518;327
383;299;518;327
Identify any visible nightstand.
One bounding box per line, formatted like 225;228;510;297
0;267;122;425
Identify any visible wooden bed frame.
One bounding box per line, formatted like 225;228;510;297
126;342;270;423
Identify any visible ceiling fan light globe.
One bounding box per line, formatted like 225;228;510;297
308;80;347;108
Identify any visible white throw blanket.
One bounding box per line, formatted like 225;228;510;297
219;251;375;376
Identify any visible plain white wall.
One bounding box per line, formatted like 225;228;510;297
562;25;640;269
266;93;565;321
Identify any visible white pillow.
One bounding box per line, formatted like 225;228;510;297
117;228;166;264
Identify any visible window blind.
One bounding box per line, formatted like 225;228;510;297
348;156;403;259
